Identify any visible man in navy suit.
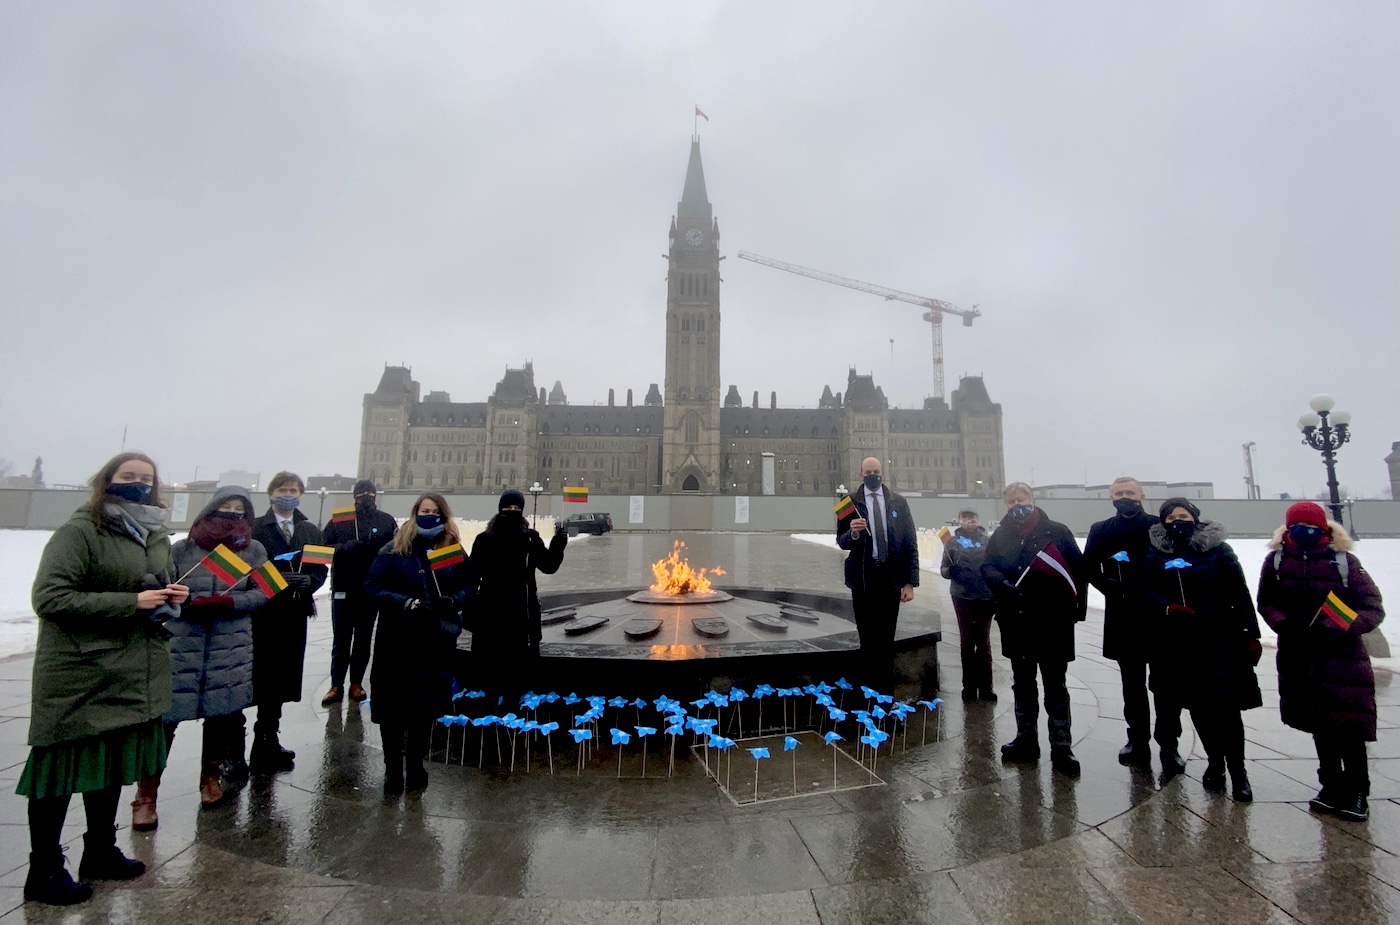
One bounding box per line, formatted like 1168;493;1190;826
836;457;919;690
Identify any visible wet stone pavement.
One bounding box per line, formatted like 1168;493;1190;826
1;533;1398;923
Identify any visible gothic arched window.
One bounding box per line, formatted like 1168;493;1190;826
684;412;700;444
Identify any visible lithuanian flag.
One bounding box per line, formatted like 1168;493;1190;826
203;544;252;585
937;525;953;545
563;486;589;503
427;543;466;571
833;495;857;523
250;561;289;599
330;506;356;524
300;545;335;567
1318;591;1358;630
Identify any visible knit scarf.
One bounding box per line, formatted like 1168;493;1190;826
105;501;167;543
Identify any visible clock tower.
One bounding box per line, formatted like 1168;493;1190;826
662;139;722;492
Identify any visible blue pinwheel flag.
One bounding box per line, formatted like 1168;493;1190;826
860;685;878;700
730;688;748;702
815;681;834;693
815;693;834;707
632;698;648;710
543;692;560;703
437;715;453;726
569;728;592;743
892;703;915;719
956;536;977;548
784;736;800;751
574;713;591;727
753;684;775;698
860;734;879;748
748;747;770;760
872;705;887;719
828;707;848;722
665;722;685;736
587;695;607;708
1111;550;1130;562
875;692;894;705
539;722;559;735
635;726;656;738
691;698;710;709
608;696;628;709
653;696;674;711
834;677;853;691
715;737;736;751
1164;558;1192;570
564;693;580;705
521;720;539;732
868;728;889;743
917;699;943;711
610;728;631;745
824;731;844;745
273;551;300;562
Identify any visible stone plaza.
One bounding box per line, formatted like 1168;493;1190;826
1;533;1398;924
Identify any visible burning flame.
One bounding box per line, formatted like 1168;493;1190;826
649;541;726;595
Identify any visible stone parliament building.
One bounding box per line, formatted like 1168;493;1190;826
358;141;1006;498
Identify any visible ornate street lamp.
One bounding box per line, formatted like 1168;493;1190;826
1297;394;1351;523
316;487;329;528
529;481;544;529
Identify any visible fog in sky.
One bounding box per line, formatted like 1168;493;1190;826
2;2;1396;498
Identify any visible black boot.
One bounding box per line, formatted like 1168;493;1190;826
249;735;295;775
1228;759;1252;803
1000;736;1040;763
1159;748;1187;779
1335;793;1369;822
77;828;145;882
1309;787;1341;814
961;688;977;703
405;760;428;792
1118;739;1152;770
1202;758;1226;792
383;759;405;796
24;850;92;906
1051;745;1081;777
977;688;998;703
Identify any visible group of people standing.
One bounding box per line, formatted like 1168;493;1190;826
937;476;1384;820
19;453;568;907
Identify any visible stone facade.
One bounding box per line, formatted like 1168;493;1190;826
357;141;1006;497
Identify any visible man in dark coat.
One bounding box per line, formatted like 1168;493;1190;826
836;457;919;692
320;479;397;705
247;472;327;774
981;482;1086;776
1083;476;1182;774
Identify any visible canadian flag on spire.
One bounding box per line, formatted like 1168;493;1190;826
694;106;709;122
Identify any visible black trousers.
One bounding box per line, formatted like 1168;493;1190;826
1118;658;1183;749
330;595;378;688
379;718;430;772
165;714;243;767
28;787;121;867
1315;733;1369;797
1010;655;1071;746
1189;707;1244;765
851;577;902;692
951;598;995;694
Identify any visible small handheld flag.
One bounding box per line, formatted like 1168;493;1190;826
834;495;857;523
1017;542;1077;600
329;506;356;524
203;544;252;585
1318;591;1358;630
427;544;466;571
300;545;335;567
250;561;289;599
562;486;589;503
1111;550;1131;563
937;525;953;545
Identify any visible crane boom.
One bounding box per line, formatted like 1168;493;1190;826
736;250;979;402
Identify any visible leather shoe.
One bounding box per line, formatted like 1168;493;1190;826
1160;749;1187;779
1117;740;1151;769
349;683;368;702
131;773;160;831
1231;774;1253;803
199;773;225;808
1051;746;1081;777
249;739;296;775
1000;737;1040;763
1202;761;1226;792
321;686;343;706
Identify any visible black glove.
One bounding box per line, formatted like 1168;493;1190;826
998;581;1024;601
421;597;457;618
554;521;568;537
284;572;314;591
1101;578;1125;600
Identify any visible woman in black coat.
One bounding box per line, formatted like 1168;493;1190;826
1141;498;1261;802
363;492;472;795
468;490;567;707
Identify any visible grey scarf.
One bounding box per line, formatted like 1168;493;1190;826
105;501;168;544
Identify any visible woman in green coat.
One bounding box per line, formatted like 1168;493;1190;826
20;453;189;906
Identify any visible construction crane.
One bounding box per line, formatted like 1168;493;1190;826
736;250;980;403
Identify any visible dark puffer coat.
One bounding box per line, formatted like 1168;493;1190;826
1084;508;1159;661
251;508;328;705
981;509;1086;662
167;487;268;722
363;536;472;725
1141;521;1261;711
1256;523;1384;740
939;526;992;601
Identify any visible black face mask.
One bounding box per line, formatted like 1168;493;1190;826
356;499;377;514
209;510;245;521
1113;498;1143;517
1166;521;1196;544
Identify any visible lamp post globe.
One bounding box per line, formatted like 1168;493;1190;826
528;481;544;529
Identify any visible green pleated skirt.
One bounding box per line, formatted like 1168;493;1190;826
16;719;168;799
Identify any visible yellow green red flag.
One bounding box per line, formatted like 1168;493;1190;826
330;506;356;524
937;525;953;545
833;495;856;523
563;486;589;503
300;545;335;567
203;544;252;585
1319;591;1358;630
250;561;289;599
427;543;466;571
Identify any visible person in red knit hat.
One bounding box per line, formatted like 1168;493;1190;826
1257;501;1386;821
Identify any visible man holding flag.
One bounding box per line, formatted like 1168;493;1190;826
981;482;1086;775
320;479;397;705
835;457;919;691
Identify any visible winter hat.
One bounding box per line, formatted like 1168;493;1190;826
957;506;979;518
353;479;378;497
1285;501;1328;529
1158;497;1201;521
499;489;526;511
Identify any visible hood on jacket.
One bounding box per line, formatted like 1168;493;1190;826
1266;519;1353;553
1148;519;1228;554
193;485;255;524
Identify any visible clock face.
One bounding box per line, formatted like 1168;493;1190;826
684;228;704;247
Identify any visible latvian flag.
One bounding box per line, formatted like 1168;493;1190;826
427;543;466;572
250;561;289;599
202;544;252;585
1318;591;1358;630
1024;542;1077;600
563;486;589;503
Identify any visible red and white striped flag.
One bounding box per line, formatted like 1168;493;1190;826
1017;542;1077;600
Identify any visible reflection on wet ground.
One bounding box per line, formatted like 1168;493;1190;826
1;533;1398;923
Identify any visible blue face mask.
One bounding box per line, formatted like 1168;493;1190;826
1288;524;1324;547
862;473;882;492
106;482;152;504
1007;504;1034;519
271;494;300;511
415;513;445;538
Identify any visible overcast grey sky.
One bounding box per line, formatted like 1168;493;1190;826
2;2;1396;498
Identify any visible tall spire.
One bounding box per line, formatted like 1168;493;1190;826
677;140;711;222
